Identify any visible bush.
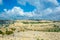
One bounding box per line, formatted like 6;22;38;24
10;28;16;31
41;39;44;40
37;38;40;40
6;31;13;35
0;30;4;35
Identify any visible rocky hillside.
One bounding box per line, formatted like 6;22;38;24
0;20;60;32
0;20;60;40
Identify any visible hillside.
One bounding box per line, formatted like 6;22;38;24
0;20;60;40
0;20;60;32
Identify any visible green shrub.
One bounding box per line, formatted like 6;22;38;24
6;31;13;35
22;22;29;24
37;38;40;40
41;39;44;40
10;28;16;31
0;30;4;35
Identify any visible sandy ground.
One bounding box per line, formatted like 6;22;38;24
0;20;60;40
0;31;60;40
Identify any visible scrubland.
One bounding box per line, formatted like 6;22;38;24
0;20;60;40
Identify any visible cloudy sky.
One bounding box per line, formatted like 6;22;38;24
0;0;60;20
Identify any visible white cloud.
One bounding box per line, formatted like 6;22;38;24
0;0;2;4
18;0;26;5
0;6;35;20
17;0;59;18
53;6;60;12
0;6;60;20
7;6;60;19
4;7;25;16
0;0;60;20
43;6;60;20
17;0;59;10
45;0;59;5
40;8;52;16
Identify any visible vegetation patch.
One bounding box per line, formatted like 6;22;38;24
6;31;13;35
22;22;50;24
10;28;16;31
0;30;4;35
48;24;60;32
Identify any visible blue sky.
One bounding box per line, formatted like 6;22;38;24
0;0;35;12
0;0;60;20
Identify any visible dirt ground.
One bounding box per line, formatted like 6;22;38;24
0;31;60;40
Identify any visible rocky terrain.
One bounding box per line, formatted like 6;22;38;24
0;20;60;40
